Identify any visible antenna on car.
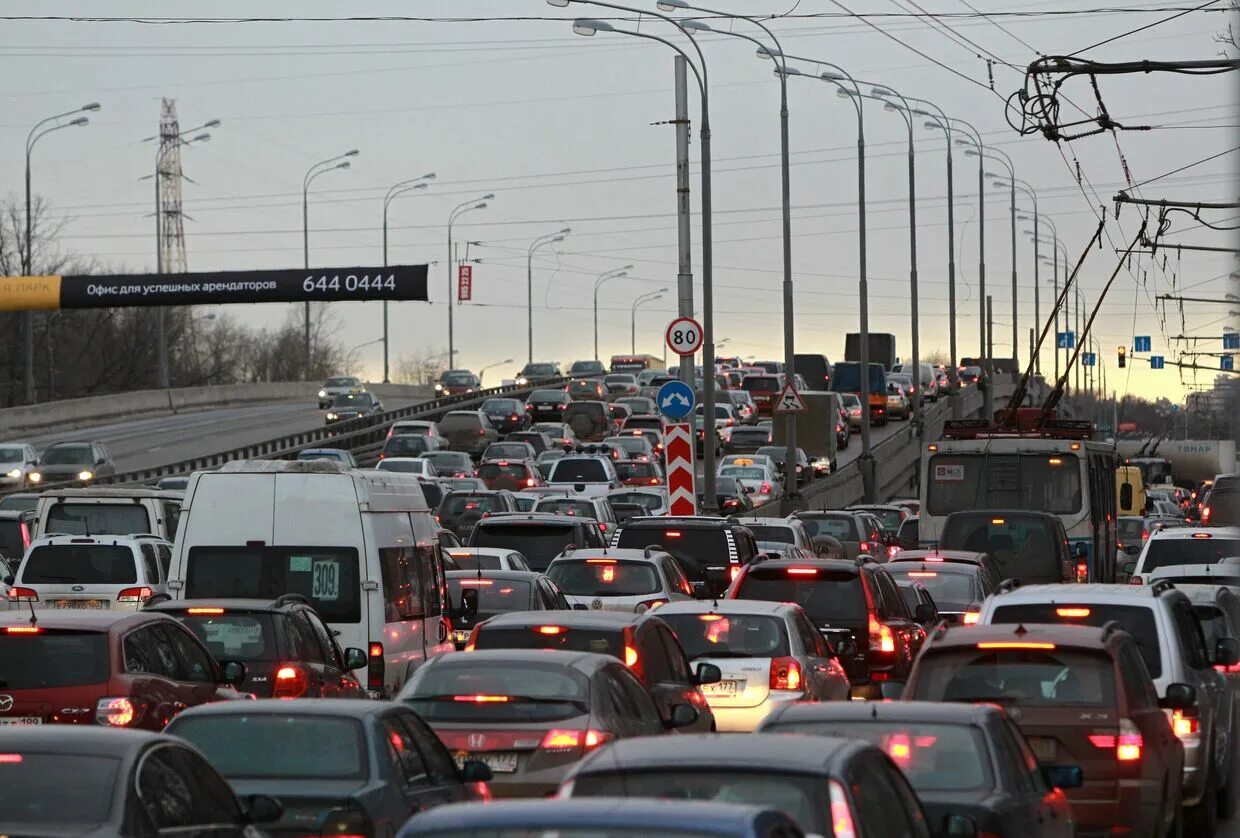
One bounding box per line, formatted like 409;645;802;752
25;595;36;628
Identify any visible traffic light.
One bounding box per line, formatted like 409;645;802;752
1117;345;1127;368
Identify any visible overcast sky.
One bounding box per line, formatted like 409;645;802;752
2;0;1236;400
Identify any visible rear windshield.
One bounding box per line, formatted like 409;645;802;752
623;417;663;431
472;625;622;659
735;567;866;624
1140;537;1240;572
449;553;502;571
424;452;471;471
610;493;664;512
536;500;597;518
1193;605;1232;649
405;661;589;723
1118;519;1145;543
764;721;991;794
1;754;119;825
616;463;658;481
530;390;566;401
795;515;858;541
447;578;532;620
439;414;482;433
477;463;531;483
376;460;424;474
658;613;789;660
885;566;978;610
22;544;137;584
441;494;506;520
0;630;110;688
45;503;152;537
991;603;1160;678
547;560;660;596
857;508;905;532
730;429;770;443
384;436;431;455
614;528;727;580
185;546;361;623
940;514;1063;581
744;525;794;544
171;715;366;780
177;613;274;662
909;647;1117;707
720;467;765;481
741;377;780;393
471;524;577;571
551;460;608;483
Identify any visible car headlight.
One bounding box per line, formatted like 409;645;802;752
326;413;338;420
27;472;41;483
318;389;327;398
78;470;93;481
434;384;444;391
6;469;21;479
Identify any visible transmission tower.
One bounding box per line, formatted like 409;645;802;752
157;98;188;273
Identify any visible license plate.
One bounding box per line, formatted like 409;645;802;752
703;680;740;696
52;599;105;609
0;717;42;726
1028;737;1056;762
452;631;470;644
456;751;519;773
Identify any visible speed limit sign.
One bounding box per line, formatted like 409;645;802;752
665;316;704;356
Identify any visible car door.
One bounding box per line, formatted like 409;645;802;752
1119;638;1183;796
380;711;454;819
160;622;230;712
793;610;842;700
607;663;667;738
1000;716;1075;836
986;716;1049;836
134;742;247;837
873;570;923;669
1171;598;1223;750
122;625;187;728
655;624;712;731
304;609;361;696
394;709;476;805
848;753;933;838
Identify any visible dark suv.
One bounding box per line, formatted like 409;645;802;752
438;490;519;541
728;558;930;699
481;398;531;434
468;512;607;572
884;550;1001;625
563;401;616;442
148;595;367;699
611;515;759;584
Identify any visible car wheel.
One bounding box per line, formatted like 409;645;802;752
1185;759;1218;837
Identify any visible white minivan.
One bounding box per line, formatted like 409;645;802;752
165;459;452;697
32;487;184;541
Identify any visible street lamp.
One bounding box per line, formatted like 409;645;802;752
447;195;493;367
968;145;1019;363
528;227;571;363
381;172;435;383
593;265;633;361
632;289;668;354
24;102;99;403
478;357;514;386
303;149;359;379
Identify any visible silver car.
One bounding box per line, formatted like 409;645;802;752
545;548;694;613
12;534;170;611
317;375;361;409
656;600;852;731
0;444;38;490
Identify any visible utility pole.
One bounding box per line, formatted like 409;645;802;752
986;295;994;402
674;55;696;392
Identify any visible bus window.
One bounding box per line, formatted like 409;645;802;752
927;454;1083;516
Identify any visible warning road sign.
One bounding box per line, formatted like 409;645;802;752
773;383;807;414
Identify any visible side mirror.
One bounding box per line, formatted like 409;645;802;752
572;603;590;611
2;574;12;586
1042;765;1084;790
666;703;699;729
243;794;283;825
1214;637;1240;668
95;458;106;466
914;603;937;624
220;661;247;688
344;647;368;671
460;759;494;783
704;566;731;596
693;662;722;686
459;587;479;618
940;814;977;838
1160;682;1197;711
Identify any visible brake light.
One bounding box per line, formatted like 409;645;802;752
1075;560;1088;582
540;728;614;751
464;626;479;652
7;587;38;602
887;733;912;764
770;657;803;691
907;571;937;578
869;615;895;654
1142;529;1149;540
187;607;225;615
536;625;567;635
665;531;682;538
453;695;511;703
1203;506;1212;523
624;644;639;667
116;587;153;603
1117;719;1143;761
887;545;900;559
457;579;494;586
96;697;144;727
1171;709;1200;738
729;565;740;582
273;665;309;699
977;641;1056;650
368;642;385;691
0;754;22;764
787;567;818;576
4;626;41;634
859;542;871;553
759;482;772;494
828;779;857;838
1056;607;1091;618
962;610;980;625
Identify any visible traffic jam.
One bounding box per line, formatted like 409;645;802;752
1;350;1238;838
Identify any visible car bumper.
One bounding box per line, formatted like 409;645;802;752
0;474;26;488
709;691;805;733
489;764;574;799
1069;779;1167;836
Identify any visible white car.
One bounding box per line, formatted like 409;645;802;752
375;457;438;478
443;547;532;572
545;547;694;613
1146;559;1240;590
1129;526;1240;584
0;443;38;490
533;495;619;535
655;599;852;731
717;463;782;506
546;456;621;500
11;534;171;611
736;517;816;557
608;487;671;518
317;375;362;409
718;454;777;474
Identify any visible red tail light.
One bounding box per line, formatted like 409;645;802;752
962;610;980;625
1090;719;1143;762
859;542;871;554
7;587;38;602
1171;709;1200;738
828;779;858;838
869;615;895;654
729;565;740;582
116;587;153;603
1075;560;1088;583
1129;576;1143;585
769;657;803;691
4;626;41;634
273;665;309;699
96;697;145;727
540;728;614;751
1203;506;1212;523
623;626;640;672
759;482;772;494
367;642;385;691
464;626;480;652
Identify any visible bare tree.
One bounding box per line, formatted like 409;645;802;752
394;347;449;386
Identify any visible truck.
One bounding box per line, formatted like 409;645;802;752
845;332;897;371
831;362;888;426
773;390;841;476
1115;439;1237;485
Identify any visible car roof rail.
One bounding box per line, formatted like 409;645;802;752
272;593;312;609
129;533;165;541
643;544;666;558
997;578;1022;594
1099;620;1123;641
142;593;173;609
1149;579;1177;596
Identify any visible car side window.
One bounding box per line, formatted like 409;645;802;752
1118;646;1157;710
156;544;173;580
795;613;827;658
161;624;216;684
124;626;172;678
535;580;558;610
136;744;242;830
988;720;1035;795
613;666;664;733
850;756;927;838
395;710;458;782
1172;601;1209;669
303;611;344;669
657;626;693;684
282;612;324;664
139;544;161;584
876;572;913;621
638;629;673;684
381;714;430;785
1002;719;1048;793
662;558;693;596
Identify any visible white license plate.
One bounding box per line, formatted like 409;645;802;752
703;680;740;696
456;751;519;773
52;599;106;609
1029;737;1056;762
0;717;42;726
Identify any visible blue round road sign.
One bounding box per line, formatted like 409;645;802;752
657;380;695;420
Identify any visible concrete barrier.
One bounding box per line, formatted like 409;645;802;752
0;381;432;436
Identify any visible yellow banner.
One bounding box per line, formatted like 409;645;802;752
0;276;62;311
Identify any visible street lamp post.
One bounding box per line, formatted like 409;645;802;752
303;149;359;380
24;102;99;403
528;228;571;363
632;290;667;354
970;146;1018;364
478;357;514;386
382;173;435;383
446;195;492;368
593;265;633;361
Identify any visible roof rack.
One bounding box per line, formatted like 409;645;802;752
1099;620;1123;641
272;593;311;609
1149;579;1177;596
997;578;1022;594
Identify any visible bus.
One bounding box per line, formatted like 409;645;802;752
609;354;662;374
918;410;1118;582
831;362;888;426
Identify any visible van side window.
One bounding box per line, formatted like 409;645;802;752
379;547;425;622
139;544;161;584
417;544;443;618
162;502;181;540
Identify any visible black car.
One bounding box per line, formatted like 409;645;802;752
147;596;368;699
0;727;282;836
727;558;930;699
759;702;1079;838
446;569;570;649
611;515;760;584
526;389;572;422
506;431;555;456
517;362;561;384
467;512;607;571
755;445;813;486
421;451;476;479
31;441;115;485
569;359;607;377
704;476;755;516
939;509;1074;586
382;434;440;459
166;699;491;835
325;391;384;424
723;426;772;455
885;552;1000;625
480;398;531;435
438;490;520;541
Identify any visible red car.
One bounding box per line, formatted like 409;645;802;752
616;458;665;488
0;610;246;731
475;459;543;491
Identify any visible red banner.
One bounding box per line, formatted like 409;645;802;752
457;265;473;302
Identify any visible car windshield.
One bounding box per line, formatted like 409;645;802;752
171;715;367;780
659;613;790;659
0;446;25;464
765;722;991;794
384;436;431;456
185;546;361;623
486;445;532;460
44;503;152;537
405;661;589;723
22;544;136;584
536;500;597;518
885;567;978;610
547;560;660;596
720;467;765;481
855;508;905;532
324;377;355;387
331;393;373;407
735;567;866;624
744;525;794;544
910;647;1117;707
523;365;556;377
927;455;1083;516
176;612;274;662
0;630;110;688
442;373;474;385
41;445;92;465
0;495;37;513
447;577;532;619
1139;537;1240;572
551;460;608;483
990;602;1162;678
939;514;1064;582
471;524;578;571
1;753;120;825
614;528;725;581
424;452;472;471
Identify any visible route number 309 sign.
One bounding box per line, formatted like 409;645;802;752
665;316;704;357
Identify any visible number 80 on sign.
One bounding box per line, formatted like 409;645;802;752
665;316;704;357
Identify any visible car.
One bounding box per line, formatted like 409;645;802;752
884;551;1001;625
718;462;781;506
532;421;578;451
434;369;481;395
437;490;519;540
618;425;664;458
616;395;658;416
296;447;358;467
476;458;543;492
146;596;367;698
940;510;1077;586
437;410;500;457
568;378;608;402
906;620;1189;837
515;361;561;385
1128;526;1240;584
569;359;607;377
886;380;911;420
422;449;478;479
387;419;442;439
0;492;39;513
318;375;362;408
760;701;1080;838
708;476;756;515
959;364;981;384
601;373;640;399
656;600;851;730
722;425;772;455
10;534;170;611
0;509;33;569
754;445;813;486
376;457;438;478
836;392;864;430
724;389;759;424
480;397;531;434
546;455;622;499
447;569;568;649
525;388;572;422
720;453;778;472
380;433;442;459
898;579;941;630
1203;473;1240;526
28;441;114;486
895;514;921;551
847;504;909;538
468;512;607;571
0;609;247;729
603;434;657;463
546;547;695;613
608;487;670;517
563;400;617;442
0;727;283;836
559;735;939;838
31;486;183;542
1146;559;1240;589
324;390;383;424
443;547;532;573
791;510;884;560
977;582;1240;832
612;515;761;584
167;698;489;832
400;649;686;797
736;517;816;558
0;443;38;489
615;458;665;488
483;441;538;462
728;557;930;699
504;431;555;456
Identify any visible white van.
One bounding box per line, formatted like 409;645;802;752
32;487;184;541
165;459;452;697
